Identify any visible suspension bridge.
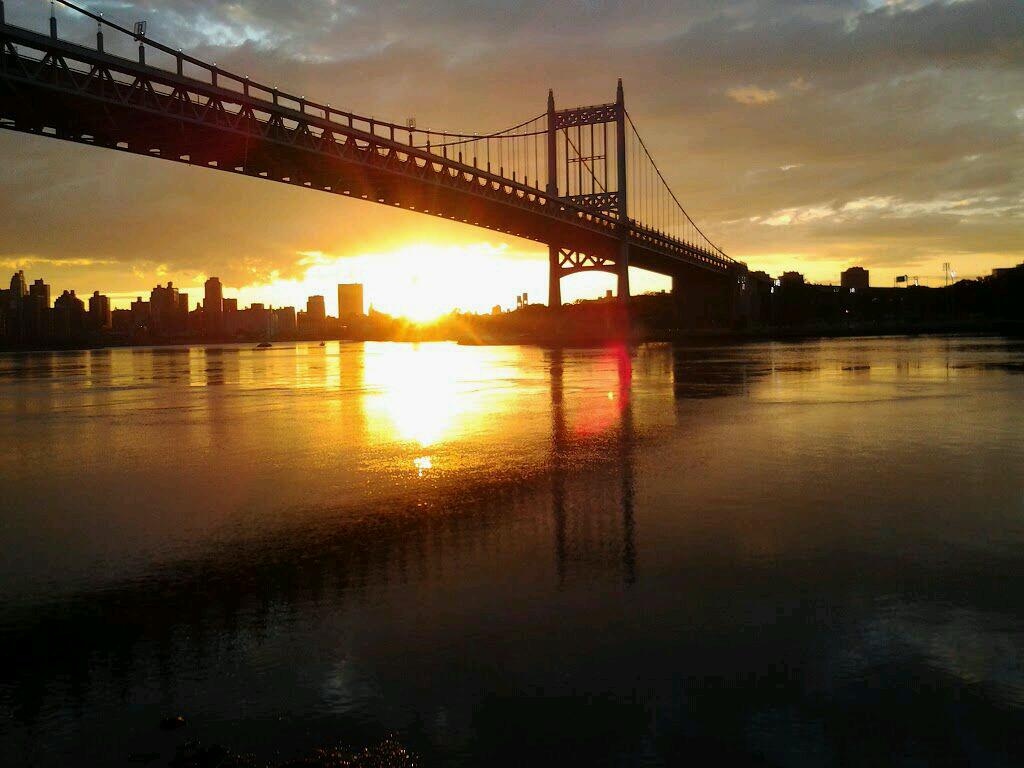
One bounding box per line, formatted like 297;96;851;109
0;0;749;322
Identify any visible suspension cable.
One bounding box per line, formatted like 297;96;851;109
410;115;547;149
624;111;730;259
562;126;606;194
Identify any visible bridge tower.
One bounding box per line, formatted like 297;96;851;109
614;79;629;302
547;90;561;310
546;82;629;308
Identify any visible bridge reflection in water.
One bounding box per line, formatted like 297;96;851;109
549;347;636;587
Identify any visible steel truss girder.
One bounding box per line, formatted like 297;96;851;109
567;191;619;215
556;247;617;276
553;103;616;129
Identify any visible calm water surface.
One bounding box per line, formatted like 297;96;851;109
1;337;1023;766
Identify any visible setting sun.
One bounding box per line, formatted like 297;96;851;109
233;242;538;320
227;242;669;321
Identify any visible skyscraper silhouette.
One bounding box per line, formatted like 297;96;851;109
204;277;224;337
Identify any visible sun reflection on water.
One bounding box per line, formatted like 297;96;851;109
361;342;522;451
413;455;433;477
363;343;466;448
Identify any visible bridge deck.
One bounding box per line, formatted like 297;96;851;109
0;20;739;279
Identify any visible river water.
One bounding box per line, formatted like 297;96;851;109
1;337;1023;766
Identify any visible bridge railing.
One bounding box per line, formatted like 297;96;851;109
2;8;557;193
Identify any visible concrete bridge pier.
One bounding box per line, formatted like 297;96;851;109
548;244;562;308
617;241;630;301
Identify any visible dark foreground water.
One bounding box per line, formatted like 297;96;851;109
1;337;1023;766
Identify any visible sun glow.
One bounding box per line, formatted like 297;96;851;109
229;241;670;321
235;243;542;321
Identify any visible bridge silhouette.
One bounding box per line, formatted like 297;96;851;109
0;0;749;319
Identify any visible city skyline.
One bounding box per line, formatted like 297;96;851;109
1;252;992;322
4;256;1021;349
0;268;372;338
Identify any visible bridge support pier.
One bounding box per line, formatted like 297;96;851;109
547;245;620;308
548;244;562;309
617;241;630;300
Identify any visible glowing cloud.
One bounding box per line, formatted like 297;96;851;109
727;86;780;106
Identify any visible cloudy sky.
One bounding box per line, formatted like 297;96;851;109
1;0;1022;313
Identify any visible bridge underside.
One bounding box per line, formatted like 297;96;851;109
547;241;745;322
0;78;594;248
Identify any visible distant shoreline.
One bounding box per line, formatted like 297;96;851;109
1;319;1021;354
456;319;1024;347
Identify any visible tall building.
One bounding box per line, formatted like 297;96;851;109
53;290;86;338
306;295;326;321
88;291;112;330
111;308;134;333
24;278;51;340
337;283;364;317
239;303;271;337
204;277;223;336
222;297;239;336
29;279;50;308
272;306;297;338
150;282;180;335
841;266;869;291
303;295;327;337
176;292;190;333
9;270;27;298
2;271;28;341
130;297;151;329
